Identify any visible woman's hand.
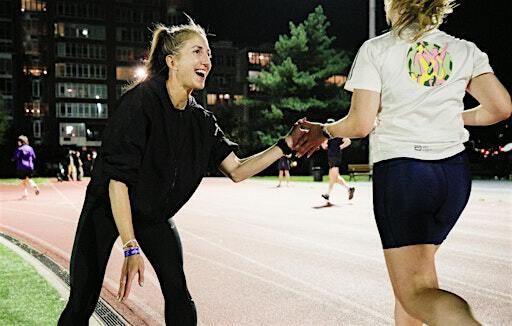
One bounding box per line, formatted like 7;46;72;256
294;119;326;158
117;254;145;302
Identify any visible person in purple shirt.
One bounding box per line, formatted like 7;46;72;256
12;135;40;198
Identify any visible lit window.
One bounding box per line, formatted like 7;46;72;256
207;94;217;105
248;52;271;67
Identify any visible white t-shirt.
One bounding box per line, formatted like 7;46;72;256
344;29;493;164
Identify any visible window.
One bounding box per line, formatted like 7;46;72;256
56;42;106;60
0;22;11;39
21;0;46;12
248;52;271;67
22;17;46;36
207;94;217;105
116;27;145;43
33;120;41;138
24;101;46;117
0;58;12;76
116;66;146;81
0;78;12;95
116;46;146;61
60;122;86;137
56;2;104;20
248;70;261;92
32;79;41;98
56;102;108;119
54;23;106;40
55;63;107;80
56;83;107;99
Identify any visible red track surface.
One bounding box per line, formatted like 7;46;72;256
1;178;511;325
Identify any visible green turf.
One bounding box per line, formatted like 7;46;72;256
251;175;371;182
0;243;65;326
0;178;50;185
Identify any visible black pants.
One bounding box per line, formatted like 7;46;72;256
58;197;197;326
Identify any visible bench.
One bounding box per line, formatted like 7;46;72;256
347;164;372;181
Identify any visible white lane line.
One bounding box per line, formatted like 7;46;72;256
183;208;384;263
185;251;358;317
442;276;512;301
181;228;393;324
443;247;512;265
180;218;512;304
48;183;81;213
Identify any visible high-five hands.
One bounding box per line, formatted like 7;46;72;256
293;118;328;158
284;123;308;149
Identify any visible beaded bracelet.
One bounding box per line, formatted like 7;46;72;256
124;247;141;257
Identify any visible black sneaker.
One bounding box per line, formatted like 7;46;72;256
348;187;355;200
321;193;330;200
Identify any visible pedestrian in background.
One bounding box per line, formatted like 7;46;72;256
320;118;355;201
12;135;39;199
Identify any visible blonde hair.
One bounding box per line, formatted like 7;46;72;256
126;16;207;90
18;135;29;145
388;0;456;41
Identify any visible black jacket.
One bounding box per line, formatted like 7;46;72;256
87;76;237;226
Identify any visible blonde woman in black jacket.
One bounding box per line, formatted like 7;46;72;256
58;17;303;325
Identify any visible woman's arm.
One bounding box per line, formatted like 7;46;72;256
463;73;512;126
109;179;145;302
339;138;352;150
295;89;380;157
219;126;303;183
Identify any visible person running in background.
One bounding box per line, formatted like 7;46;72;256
277;154;291;187
321;119;355;201
295;0;511;324
12;135;39;198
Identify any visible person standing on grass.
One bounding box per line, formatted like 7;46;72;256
12;135;39;199
58;17;304;326
320;119;355;201
294;0;511;324
276;154;291;187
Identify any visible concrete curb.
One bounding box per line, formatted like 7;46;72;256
0;234;127;326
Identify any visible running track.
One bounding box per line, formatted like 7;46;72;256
1;178;511;325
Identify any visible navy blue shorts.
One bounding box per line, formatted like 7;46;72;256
328;155;342;168
372;151;471;249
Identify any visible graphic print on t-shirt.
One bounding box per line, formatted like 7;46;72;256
407;41;453;87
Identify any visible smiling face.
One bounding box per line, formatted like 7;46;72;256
166;33;212;91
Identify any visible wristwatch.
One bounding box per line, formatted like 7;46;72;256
276;137;292;155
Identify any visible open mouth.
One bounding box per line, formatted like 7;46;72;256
195;69;207;78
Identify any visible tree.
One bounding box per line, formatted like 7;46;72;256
239;5;352;147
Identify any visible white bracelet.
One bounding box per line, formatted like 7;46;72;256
122;239;138;248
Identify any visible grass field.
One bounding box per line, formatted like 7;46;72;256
0;244;64;325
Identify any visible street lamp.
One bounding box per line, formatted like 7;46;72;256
369;0;376;38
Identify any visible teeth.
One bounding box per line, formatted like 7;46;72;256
195;69;206;77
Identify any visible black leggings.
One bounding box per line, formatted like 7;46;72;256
58;198;197;326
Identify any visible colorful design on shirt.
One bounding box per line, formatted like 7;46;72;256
407;41;453;87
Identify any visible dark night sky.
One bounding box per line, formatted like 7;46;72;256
193;0;511;89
